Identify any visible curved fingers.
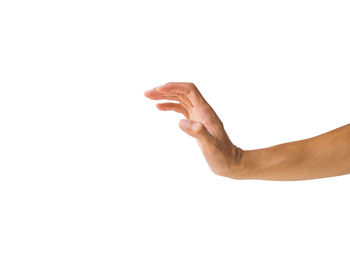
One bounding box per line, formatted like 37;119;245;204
155;82;205;106
156;102;189;119
145;89;193;109
157;82;194;93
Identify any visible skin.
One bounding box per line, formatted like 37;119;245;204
144;82;350;181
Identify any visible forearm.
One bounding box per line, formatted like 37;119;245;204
229;123;350;181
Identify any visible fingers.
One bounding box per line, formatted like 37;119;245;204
178;119;219;152
156;102;189;119
144;89;178;100
145;89;193;109
158;82;205;105
144;82;205;107
156;82;194;94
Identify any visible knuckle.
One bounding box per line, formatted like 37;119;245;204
193;122;204;133
186;82;195;89
185;82;198;96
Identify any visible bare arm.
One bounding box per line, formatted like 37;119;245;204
145;82;350;181
234;123;350;181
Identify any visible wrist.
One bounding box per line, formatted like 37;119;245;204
226;146;253;180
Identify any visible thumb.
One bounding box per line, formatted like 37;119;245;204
178;119;216;146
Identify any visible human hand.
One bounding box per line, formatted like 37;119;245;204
144;82;244;177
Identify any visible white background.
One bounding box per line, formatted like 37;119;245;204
1;0;350;279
